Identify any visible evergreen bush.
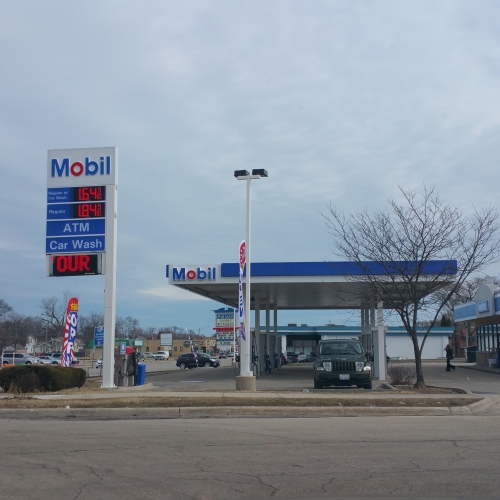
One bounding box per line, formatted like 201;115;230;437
0;365;86;393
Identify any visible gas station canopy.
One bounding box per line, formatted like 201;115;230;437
166;261;457;310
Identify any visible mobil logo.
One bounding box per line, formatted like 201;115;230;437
51;156;112;178
172;266;217;281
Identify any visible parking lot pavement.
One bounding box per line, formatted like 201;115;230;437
391;360;500;394
82;357;500;395
143;359;500;394
146;361;409;391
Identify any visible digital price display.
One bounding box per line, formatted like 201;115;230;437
49;254;103;276
71;202;105;218
72;186;105;201
47;186;106;203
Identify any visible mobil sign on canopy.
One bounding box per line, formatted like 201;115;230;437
48;147;117;188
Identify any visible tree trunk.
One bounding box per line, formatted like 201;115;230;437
412;336;425;387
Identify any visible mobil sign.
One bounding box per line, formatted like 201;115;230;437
47;147;117;188
167;265;218;282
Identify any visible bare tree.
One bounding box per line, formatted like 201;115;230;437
437;275;500;322
323;186;500;387
0;299;12;320
115;316;142;338
0;313;39;353
78;312;105;344
40;293;71;340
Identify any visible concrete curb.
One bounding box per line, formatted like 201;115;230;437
0;402;487;420
468;395;500;413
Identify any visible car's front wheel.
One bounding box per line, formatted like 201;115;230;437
26;361;32;365
179;362;187;369
313;378;324;389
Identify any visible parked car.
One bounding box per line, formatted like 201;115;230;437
219;352;227;359
96;357;103;368
153;351;169;360
142;352;156;360
176;353;220;369
1;353;36;365
287;353;299;363
297;354;313;363
313;339;372;389
281;353;288;365
37;355;60;366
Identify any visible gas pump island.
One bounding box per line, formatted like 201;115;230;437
46;147;124;388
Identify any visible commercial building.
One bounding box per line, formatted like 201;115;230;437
454;284;500;367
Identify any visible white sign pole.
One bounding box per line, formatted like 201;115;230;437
102;179;118;388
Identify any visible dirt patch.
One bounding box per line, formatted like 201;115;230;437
393;386;466;394
0;396;481;409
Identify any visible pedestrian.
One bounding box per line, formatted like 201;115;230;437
265;354;272;374
274;352;279;369
445;344;455;372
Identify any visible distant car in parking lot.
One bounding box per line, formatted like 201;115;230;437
142;352;156;360
1;353;36;365
153;351;169;360
219;352;227;359
176;353;220;369
37;355;60;365
297;354;313;363
287;353;299;363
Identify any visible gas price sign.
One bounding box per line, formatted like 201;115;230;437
47;147;118;389
46;185;106;259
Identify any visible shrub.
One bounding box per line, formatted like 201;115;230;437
0;365;86;393
388;365;415;386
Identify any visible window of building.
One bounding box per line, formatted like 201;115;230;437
174;347;177;352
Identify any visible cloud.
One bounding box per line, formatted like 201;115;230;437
140;286;210;301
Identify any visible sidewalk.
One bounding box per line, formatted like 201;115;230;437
459;362;500;376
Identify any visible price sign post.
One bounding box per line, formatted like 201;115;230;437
47;147;118;388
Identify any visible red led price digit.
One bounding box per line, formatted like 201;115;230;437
89;187;102;200
78;187;90;201
78;204;89;217
89;203;102;217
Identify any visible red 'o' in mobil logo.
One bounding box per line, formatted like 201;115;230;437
51;157;112;177
172;267;217;281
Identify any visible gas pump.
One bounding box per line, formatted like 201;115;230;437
116;344;138;387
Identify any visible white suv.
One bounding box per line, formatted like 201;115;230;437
154;350;169;360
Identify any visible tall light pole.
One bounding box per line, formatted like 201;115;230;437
234;168;268;390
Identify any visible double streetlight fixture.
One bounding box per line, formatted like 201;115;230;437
234;169;268;385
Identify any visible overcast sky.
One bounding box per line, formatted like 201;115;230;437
1;1;499;333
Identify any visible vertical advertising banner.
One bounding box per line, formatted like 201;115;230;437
238;241;246;341
61;298;78;367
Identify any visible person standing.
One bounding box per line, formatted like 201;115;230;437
445;344;455;371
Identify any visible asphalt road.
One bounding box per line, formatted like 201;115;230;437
1;415;499;499
146;360;500;394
